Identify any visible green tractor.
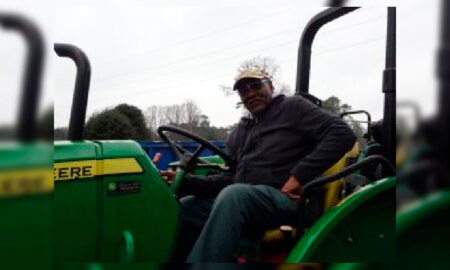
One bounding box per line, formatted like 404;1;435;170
0;13;53;266
54;7;396;263
268;7;396;262
339;110;384;197
53;43;179;262
396;0;450;260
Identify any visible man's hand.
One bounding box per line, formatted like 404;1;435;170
160;170;177;185
281;175;302;202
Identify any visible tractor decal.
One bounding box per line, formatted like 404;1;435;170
54;158;143;181
0;168;53;197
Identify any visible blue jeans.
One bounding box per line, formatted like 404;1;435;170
176;183;299;262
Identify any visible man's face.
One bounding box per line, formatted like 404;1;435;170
235;78;274;114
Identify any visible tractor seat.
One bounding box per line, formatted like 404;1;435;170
262;142;361;243
347;141;361;159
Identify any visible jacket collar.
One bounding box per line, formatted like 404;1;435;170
252;94;285;120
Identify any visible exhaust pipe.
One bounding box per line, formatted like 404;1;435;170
54;43;91;141
0;13;44;141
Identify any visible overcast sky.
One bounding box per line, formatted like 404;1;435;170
0;0;440;130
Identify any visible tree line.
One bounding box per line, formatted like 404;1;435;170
54;101;234;141
54;95;364;142
54;56;366;142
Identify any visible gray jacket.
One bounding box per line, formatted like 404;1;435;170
182;94;356;196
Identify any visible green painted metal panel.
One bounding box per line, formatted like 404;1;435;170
286;177;396;263
397;191;450;261
197;155;224;165
0;142;51;169
54;141;101;262
328;263;397;270
0;195;53;264
168;155;225;176
328;263;368;270
54;140;179;262
61;263;162;270
54;141;101;162
99;140;179;262
0;143;53;266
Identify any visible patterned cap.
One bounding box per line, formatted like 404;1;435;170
233;67;271;89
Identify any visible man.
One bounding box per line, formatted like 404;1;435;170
161;67;356;262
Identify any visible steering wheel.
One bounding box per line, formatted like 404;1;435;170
157;125;235;193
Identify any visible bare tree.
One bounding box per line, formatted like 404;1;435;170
238;56;279;80
278;83;293;95
220;56;293;112
145;105;159;133
145;101;236;141
145;100;204;133
184;100;201;126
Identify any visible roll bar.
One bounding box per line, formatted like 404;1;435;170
437;0;450;168
294;7;396;171
397;101;421;124
295;7;359;94
340;110;372;139
328;0;347;6
381;7;396;168
54;43;91;140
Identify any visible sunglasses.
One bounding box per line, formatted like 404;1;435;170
235;79;269;96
